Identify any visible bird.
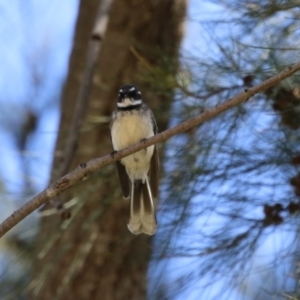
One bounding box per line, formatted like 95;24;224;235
110;84;159;235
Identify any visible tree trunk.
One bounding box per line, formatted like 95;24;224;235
30;0;186;299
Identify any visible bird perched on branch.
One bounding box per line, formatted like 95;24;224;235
110;85;159;235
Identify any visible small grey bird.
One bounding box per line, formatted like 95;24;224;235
110;84;159;235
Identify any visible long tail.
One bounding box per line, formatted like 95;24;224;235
128;178;157;235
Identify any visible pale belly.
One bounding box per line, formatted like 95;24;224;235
111;111;154;182
121;146;154;182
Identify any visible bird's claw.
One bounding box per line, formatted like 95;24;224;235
110;150;118;158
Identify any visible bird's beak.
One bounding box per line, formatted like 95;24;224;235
123;96;132;105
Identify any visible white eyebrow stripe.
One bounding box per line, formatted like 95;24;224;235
129;86;135;92
119;89;123;92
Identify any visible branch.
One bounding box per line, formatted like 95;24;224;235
1;62;300;238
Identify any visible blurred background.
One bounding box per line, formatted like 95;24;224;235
1;0;300;299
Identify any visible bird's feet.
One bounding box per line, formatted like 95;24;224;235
140;138;147;153
110;150;118;158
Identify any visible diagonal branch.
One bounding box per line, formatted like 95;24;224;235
1;62;300;238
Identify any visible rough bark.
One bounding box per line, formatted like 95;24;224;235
30;0;186;299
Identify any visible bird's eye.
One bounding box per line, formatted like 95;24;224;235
118;93;123;102
132;91;141;100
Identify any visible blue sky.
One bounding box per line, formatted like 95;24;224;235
0;0;79;279
0;0;78;195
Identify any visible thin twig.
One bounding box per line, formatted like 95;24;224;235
1;62;300;238
130;46;240;101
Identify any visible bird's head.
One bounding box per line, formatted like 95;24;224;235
117;85;142;108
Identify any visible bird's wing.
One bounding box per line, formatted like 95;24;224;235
115;161;130;199
149;145;159;200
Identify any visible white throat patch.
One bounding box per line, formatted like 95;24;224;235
117;98;142;108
